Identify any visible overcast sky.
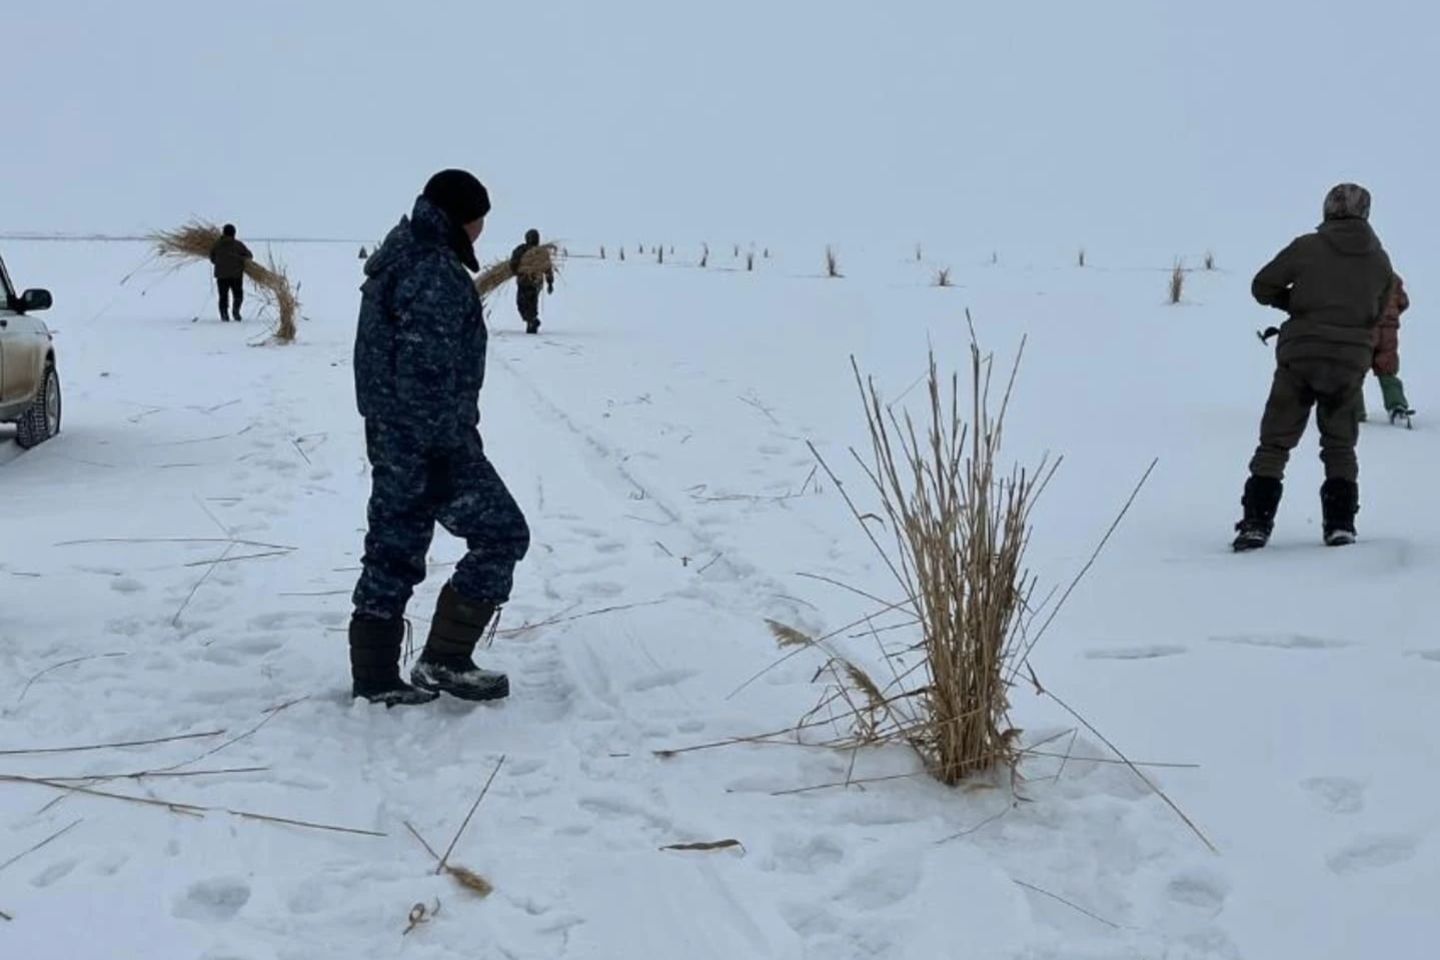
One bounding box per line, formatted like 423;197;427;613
5;0;1437;266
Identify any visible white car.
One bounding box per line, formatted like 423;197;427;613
0;253;60;448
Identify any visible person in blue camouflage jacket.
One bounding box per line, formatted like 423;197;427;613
349;169;530;707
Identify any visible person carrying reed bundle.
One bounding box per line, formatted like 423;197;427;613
510;228;555;334
349;169;531;706
209;223;253;322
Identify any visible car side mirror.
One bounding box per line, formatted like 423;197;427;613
19;289;52;313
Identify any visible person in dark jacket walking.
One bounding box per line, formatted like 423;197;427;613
208;224;253;322
1233;183;1394;551
349;169;531;706
510;228;554;334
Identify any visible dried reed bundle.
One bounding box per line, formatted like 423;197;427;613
474;243;560;300
152;221;300;342
793;336;1056;784
1169;260;1186;304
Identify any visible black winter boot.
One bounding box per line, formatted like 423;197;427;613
1232;475;1283;552
350;617;439;707
411;583;510;702
1320;478;1359;547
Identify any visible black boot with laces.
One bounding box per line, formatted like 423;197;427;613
411;583;510;702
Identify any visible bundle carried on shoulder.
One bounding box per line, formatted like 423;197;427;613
152;220;301;343
474;243;560;300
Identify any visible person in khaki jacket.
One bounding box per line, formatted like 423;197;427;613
1233;183;1393;551
208;223;253;322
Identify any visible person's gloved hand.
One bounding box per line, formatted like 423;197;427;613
546;283;554;295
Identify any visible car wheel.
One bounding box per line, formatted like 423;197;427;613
15;364;61;449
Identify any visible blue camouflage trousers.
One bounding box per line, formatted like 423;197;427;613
353;419;530;620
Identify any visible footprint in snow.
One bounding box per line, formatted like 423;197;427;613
761;833;846;875
837;856;923;911
627;668;699;693
174;877;252;921
1326;834;1420;875
31;858;79;888
1210;633;1351;651
1301;776;1366;815
577;795;672;833
1166;870;1228;917
1084;644;1187;661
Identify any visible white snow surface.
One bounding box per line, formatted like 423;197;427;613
1;237;1436;959
4;2;1440;956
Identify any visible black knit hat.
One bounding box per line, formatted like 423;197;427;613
422;169;492;226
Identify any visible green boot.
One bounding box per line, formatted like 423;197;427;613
1379;374;1411;414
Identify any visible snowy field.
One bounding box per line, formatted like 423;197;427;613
1;236;1436;959
6;0;1440;957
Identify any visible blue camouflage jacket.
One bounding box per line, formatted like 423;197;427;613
354;196;485;451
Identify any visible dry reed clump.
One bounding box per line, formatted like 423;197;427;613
657;245;665;264
1077;247;1086;268
700;243;710;268
1203;250;1215;271
746;251;755;272
619;246;626;261
934;267;953;287
1169;259;1186;304
474;243;560;300
785;337;1055;785
825;245;842;278
600;245;607;260
152;221;301;342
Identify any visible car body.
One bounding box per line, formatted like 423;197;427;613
0;253;61;448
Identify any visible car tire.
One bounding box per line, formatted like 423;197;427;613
15;364;61;449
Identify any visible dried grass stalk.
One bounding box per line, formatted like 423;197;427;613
445;865;494;896
152;221;300;343
1169;260;1186;304
825;245;842;278
794;335;1054;785
476;243;559;300
934;267;953;288
766;619;812;649
660;839;743;853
